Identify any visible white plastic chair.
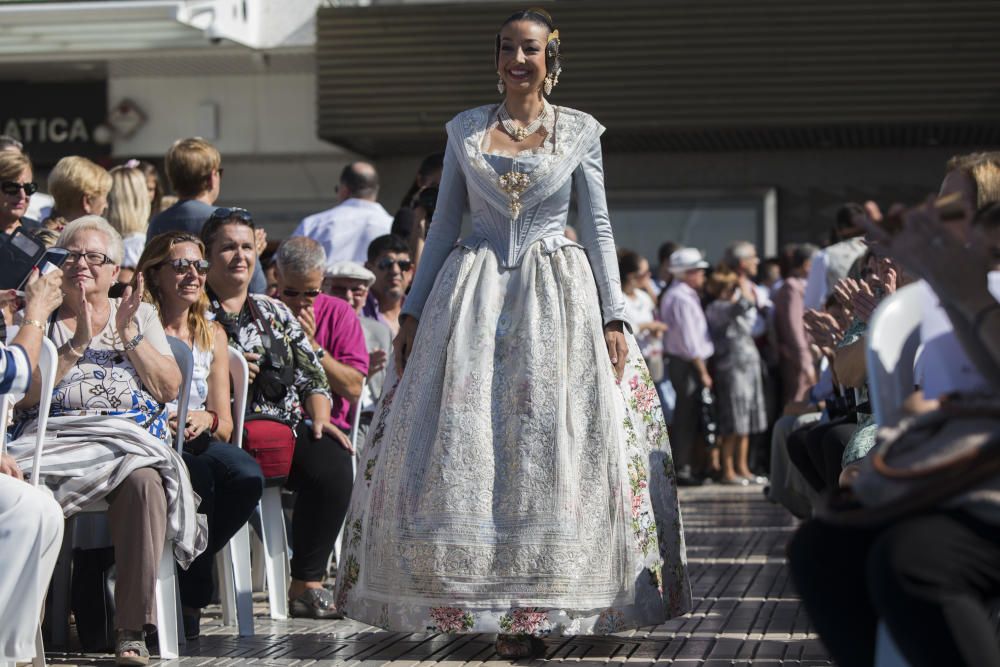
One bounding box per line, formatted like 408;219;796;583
333;377;366;566
865;284;924;667
0;337;58;667
216;347;254;636
865;282;924;429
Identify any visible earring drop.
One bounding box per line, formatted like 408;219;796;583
497;74;505;95
543;75;553;96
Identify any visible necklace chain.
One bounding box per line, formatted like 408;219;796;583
498;103;548;142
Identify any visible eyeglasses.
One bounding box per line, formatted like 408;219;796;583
1;181;38;197
376;258;413;272
161;258;210;275
282;288;321;298
209;206;252;223
64;250;114;266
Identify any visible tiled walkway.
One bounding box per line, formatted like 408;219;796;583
44;485;832;666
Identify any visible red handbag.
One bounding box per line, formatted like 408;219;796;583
242;415;296;480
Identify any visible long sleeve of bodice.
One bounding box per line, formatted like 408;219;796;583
400;141;467;321
573;137;629;328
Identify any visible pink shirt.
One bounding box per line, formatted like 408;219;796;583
313;293;369;430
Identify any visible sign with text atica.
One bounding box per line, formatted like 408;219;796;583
1;81;109;164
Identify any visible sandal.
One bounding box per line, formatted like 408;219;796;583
495;634;546;659
288;587;344;619
115;629;150;666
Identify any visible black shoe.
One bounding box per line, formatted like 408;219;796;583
289;587;344;619
676;473;705;487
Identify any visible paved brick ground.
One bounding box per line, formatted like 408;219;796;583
43;485;831;666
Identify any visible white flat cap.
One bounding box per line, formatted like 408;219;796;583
325;260;376;287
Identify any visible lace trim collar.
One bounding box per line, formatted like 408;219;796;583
446;103;604;220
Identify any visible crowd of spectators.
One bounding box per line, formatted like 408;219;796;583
0;129;998;667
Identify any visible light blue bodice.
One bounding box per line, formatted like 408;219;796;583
401;104;628;327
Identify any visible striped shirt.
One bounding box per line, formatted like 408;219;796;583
0;343;32;395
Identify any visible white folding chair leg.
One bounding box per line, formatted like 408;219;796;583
874;620;910;667
153;547;181;659
258;487;290;620
250;525;267;592
217;524;255;636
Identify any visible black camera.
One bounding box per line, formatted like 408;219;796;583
253;333;294;404
414;186;439;219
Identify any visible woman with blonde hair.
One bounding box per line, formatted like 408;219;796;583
136;230;263;639
705;266;768;485
107;165;151;284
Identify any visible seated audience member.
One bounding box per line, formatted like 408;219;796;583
803;203;868;310
0;267;65;663
0;148;39;235
659;247;714;486
107;164;152;285
325;261;391;421
363;234;413;336
293;162;393;265
774;243;818;403
201;207;354;619
137;231;264;640
7;216;204;666
274;237;369;438
705;267;768;485
0;136;52;225
789;196;1000;667
147;138;266;294
46;156;111;228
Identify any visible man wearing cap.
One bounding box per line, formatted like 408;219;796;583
324;261;393;431
659;247;715;485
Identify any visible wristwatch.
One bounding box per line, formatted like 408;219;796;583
313;345;326;360
123;332;144;352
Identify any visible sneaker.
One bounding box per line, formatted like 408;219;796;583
289;587;344;619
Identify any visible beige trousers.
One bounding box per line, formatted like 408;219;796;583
106;468;167;631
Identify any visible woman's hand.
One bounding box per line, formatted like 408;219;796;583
170;410;214;440
0;453;23;480
312;416;354;453
394;315;419;377
369;348;387;375
254;228;268;256
116;272;144;342
604;321;628;380
22;268;64;322
244;352;261;383
71;287;95;350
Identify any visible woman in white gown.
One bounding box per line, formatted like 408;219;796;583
336;9;690;657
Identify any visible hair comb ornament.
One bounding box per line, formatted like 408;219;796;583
547;29;560;44
124;159;140;169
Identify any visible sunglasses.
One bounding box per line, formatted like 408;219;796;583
282;288;321;298
162;258;210;275
209;206;252;223
1;181;38;197
376;258;413;272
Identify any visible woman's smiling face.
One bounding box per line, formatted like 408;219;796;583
497;20;549;95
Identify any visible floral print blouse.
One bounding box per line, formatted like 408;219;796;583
213;293;331;429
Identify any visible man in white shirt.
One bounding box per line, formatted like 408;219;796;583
293;162;393;264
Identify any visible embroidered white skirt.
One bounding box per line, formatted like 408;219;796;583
336;242;691;635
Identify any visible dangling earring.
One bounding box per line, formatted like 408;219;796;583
497;73;505;95
543;75;553;96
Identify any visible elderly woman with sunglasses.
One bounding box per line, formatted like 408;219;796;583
201;207;355;619
136;231;264;640
7;216;205;666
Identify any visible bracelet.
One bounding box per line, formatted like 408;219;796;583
64;339;86;358
313;345;326;360
21;318;45;334
973;302;1000;333
206;410;219;434
123;332;144;352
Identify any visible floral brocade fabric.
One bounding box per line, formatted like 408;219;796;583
335;242;691;636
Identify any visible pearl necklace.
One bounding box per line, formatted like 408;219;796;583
498;103;548;142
